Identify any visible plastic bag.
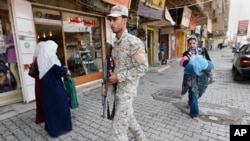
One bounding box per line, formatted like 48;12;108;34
184;56;201;76
64;75;79;109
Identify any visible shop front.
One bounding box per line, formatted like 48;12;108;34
0;0;23;106
0;0;105;106
137;0;165;67
32;6;104;85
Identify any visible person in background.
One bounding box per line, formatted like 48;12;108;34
181;35;211;122
159;42;165;64
37;40;72;137
32;41;45;124
107;5;148;141
218;43;223;50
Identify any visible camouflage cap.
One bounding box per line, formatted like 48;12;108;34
107;5;128;17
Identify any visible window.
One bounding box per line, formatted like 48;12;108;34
62;12;102;77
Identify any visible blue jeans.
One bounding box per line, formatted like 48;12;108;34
188;89;199;118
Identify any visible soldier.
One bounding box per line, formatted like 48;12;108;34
107;5;148;141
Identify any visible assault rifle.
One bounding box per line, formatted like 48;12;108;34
101;43;116;120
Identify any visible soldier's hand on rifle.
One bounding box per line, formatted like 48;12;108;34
108;72;118;84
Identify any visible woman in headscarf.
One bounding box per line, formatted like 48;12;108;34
32;41;45;124
37;40;72;137
181;35;211;122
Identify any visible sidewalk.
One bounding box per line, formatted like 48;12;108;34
0;47;250;141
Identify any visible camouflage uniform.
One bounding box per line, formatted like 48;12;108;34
112;30;148;141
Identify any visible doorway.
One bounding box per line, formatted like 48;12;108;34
147;29;153;66
35;24;65;65
160;34;170;60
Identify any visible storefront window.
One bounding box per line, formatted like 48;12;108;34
0;7;21;93
62;12;102;77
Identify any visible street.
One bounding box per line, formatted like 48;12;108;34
0;47;250;141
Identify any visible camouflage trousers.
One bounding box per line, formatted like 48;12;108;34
112;93;146;141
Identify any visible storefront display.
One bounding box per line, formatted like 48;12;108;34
33;8;103;78
0;0;105;106
63;12;102;77
0;9;21;93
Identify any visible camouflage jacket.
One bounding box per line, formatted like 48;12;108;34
112;30;148;95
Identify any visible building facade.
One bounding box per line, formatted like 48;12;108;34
0;0;229;106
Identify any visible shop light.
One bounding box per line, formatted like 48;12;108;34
49;31;52;37
43;32;46;38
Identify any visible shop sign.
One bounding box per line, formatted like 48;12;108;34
102;0;131;8
195;25;201;34
69;17;96;26
141;0;165;10
137;1;163;20
181;6;192;28
207;18;212;33
202;27;207;38
237;20;249;36
160;27;174;35
189;15;197;30
165;7;175;25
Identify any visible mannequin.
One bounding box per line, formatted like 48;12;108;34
0;30;6;65
6;32;21;89
0;61;11;93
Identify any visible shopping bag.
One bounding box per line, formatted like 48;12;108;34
64;75;79;109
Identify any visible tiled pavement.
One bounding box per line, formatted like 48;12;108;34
0;47;250;141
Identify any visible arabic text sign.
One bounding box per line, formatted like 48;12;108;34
237;20;249;36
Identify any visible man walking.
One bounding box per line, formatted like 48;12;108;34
107;5;148;141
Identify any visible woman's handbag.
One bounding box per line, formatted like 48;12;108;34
28;63;36;78
64;75;79;109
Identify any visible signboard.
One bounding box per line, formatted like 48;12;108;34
189;15;197;30
160;27;174;35
140;0;166;10
207;18;212;33
102;0;131;8
181;6;192;28
195;25;201;34
137;1;163;20
165;7;175;25
237;20;249;36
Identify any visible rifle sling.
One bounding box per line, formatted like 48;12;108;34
107;85;117;120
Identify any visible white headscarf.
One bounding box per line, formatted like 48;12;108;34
37;40;61;79
34;41;45;59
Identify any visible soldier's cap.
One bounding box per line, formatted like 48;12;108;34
107;5;128;18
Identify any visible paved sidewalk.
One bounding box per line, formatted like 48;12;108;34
0;47;250;141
